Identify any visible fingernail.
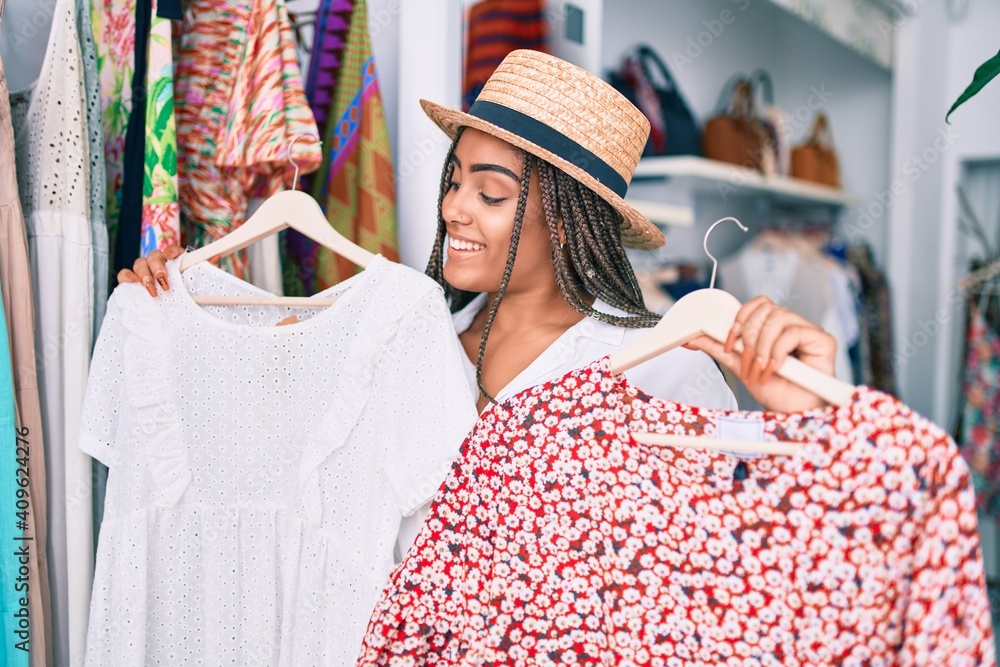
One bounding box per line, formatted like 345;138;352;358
156;273;169;290
141;276;156;296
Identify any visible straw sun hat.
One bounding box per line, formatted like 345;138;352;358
420;49;665;250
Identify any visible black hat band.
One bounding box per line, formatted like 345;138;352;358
468;100;629;198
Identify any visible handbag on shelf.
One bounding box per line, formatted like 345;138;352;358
791;112;841;188
702;74;771;172
608;45;701;157
751;69;786;176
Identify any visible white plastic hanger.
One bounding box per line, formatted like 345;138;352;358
180;134;375;307
608;217;856;454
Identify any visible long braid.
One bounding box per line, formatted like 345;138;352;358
536;160;660;327
473;153;533;404
578;184;647;306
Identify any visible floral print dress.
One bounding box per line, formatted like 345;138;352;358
92;0;180;256
358;357;994;666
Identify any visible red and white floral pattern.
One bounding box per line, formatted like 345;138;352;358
358;357;994;666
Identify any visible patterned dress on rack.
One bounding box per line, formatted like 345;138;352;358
91;0;180;258
359;357;994;666
284;0;399;295
174;0;321;279
960;303;1000;520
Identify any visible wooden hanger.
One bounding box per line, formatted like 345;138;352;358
180;134;375;307
608;217;856;454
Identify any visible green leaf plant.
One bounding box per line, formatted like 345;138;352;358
946;48;1000;123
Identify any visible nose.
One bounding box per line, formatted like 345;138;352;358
441;185;472;227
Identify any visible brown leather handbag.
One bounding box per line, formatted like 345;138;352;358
791;113;841;188
702;76;771;172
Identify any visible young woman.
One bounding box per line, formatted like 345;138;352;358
118;51;838;552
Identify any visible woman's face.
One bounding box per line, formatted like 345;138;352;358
440;128;557;295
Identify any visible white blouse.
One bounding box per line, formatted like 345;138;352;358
452;294;738;410
80;256;477;666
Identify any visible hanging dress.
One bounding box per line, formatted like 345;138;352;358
959;302;1000;519
360;358;995;664
285;0;400;295
8;1;95;664
81;256;477;665
174;0;321;279
0;52;53;667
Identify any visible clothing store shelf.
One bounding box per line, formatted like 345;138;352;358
632;156;860;210
623;198;695;227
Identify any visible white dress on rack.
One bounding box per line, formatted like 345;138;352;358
7;0;94;664
80;256;477;666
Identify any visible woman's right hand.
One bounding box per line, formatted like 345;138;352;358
116;246;186;297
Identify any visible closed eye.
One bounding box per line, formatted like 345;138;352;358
480;193;506;205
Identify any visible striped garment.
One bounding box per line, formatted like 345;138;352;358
284;0;399;295
463;0;549;111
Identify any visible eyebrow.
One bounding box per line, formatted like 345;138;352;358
450;154;520;183
451;153;521;185
470;163;520;182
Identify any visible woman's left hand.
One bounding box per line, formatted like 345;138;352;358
684;296;838;413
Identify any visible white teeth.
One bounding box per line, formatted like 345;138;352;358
449;238;485;251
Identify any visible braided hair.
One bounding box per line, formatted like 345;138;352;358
425;129;660;404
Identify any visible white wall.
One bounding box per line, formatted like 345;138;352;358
395;0;464;270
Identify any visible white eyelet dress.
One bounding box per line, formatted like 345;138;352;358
79;256;477;666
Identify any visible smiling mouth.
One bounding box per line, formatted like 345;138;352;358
448;237;486;252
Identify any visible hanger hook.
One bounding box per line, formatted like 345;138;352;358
704;216;749;289
287;132;321;191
